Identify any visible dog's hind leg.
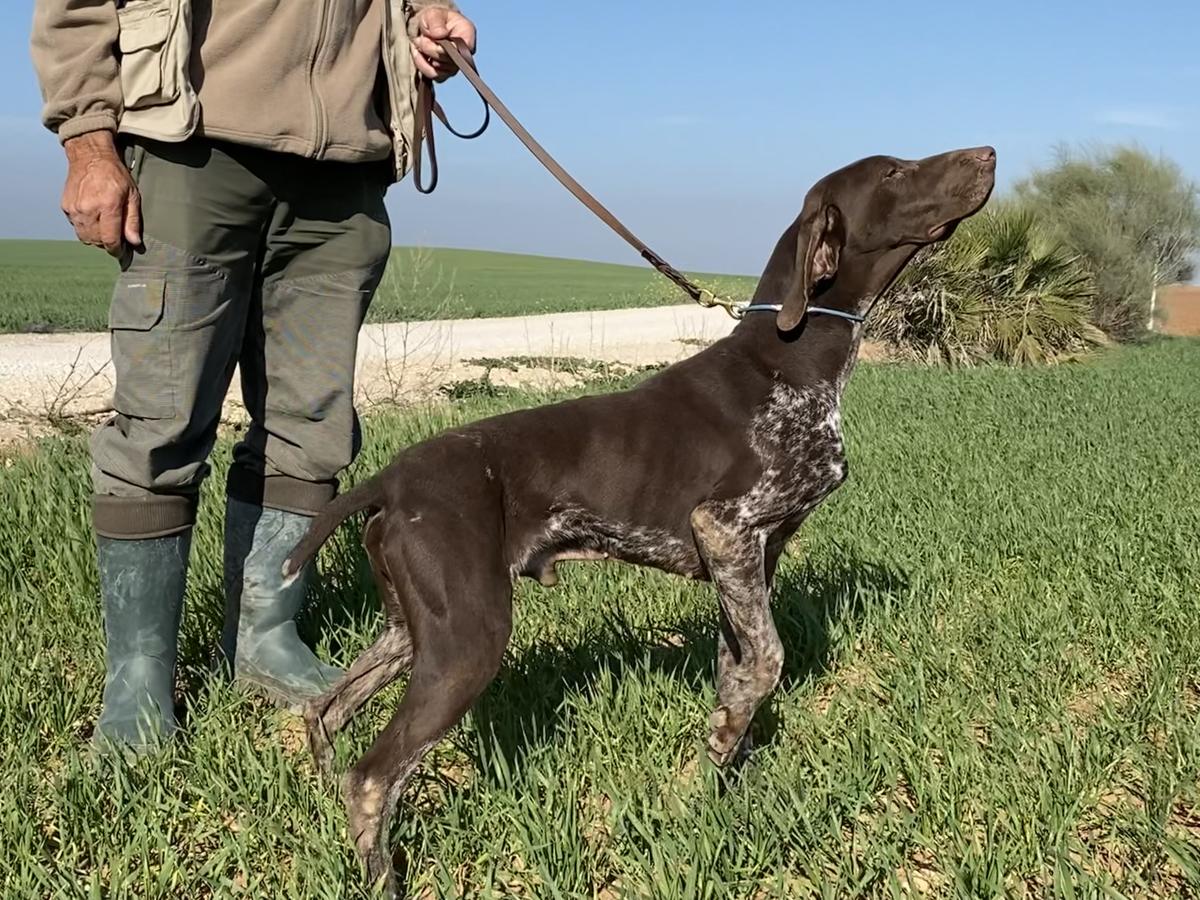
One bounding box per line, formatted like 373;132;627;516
342;537;513;896
691;503;784;767
305;626;412;776
305;513;413;776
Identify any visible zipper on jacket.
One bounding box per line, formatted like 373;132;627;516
307;0;331;157
381;0;408;176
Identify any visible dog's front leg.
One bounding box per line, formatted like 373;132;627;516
691;504;784;766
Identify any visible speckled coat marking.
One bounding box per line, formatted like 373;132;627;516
742;381;848;529
514;506;704;585
514;381;848;588
692;380;849;763
504;380;850;764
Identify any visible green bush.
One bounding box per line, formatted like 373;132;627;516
873;203;1106;365
1016;144;1200;339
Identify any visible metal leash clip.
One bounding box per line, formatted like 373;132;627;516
696;288;747;320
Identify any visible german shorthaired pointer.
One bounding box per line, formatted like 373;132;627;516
284;146;996;892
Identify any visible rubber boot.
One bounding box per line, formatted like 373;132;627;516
94;531;190;753
220;497;342;710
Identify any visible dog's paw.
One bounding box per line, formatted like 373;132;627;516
364;849;396;898
356;825;397;898
706;706;750;767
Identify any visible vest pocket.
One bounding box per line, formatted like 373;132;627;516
117;0;178;110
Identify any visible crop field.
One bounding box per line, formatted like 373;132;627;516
1;341;1198;897
0;240;753;334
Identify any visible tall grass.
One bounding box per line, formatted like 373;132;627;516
2;342;1199;897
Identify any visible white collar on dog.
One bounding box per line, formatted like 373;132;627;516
739;304;866;324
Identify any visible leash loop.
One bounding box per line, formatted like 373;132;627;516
417;40;743;317
413;43;492;194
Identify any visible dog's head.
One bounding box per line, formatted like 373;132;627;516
769;147;996;332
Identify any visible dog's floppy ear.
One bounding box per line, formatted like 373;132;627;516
777;204;845;332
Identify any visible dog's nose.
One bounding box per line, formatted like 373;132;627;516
972;146;997;165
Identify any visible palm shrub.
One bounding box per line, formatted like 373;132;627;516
872;203;1106;365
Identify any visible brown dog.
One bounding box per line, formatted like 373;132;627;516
284;146;996;892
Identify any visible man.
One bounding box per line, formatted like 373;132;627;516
31;0;476;752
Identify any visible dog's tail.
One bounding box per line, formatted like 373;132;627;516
281;476;385;584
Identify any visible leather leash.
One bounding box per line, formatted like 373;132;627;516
413;40;745;319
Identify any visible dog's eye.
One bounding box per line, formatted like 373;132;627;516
884;166;905;181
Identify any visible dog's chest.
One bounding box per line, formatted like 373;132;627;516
739;382;847;525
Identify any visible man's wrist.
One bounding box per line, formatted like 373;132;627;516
56;110;119;146
409;0;459;12
64;130;119;163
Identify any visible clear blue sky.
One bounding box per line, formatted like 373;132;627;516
3;0;1198;274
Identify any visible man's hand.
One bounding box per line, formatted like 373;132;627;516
62;131;142;257
411;7;477;82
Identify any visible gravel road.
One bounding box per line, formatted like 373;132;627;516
0;304;741;448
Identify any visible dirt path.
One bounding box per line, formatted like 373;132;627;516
0;305;744;449
1157;285;1200;336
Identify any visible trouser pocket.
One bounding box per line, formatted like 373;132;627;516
109;273;174;419
108;239;235;421
257;268;378;423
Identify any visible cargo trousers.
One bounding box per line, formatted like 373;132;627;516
91;137;391;538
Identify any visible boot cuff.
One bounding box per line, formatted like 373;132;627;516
93;493;198;539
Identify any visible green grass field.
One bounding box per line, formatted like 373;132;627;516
2;342;1199;897
0;239;753;334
